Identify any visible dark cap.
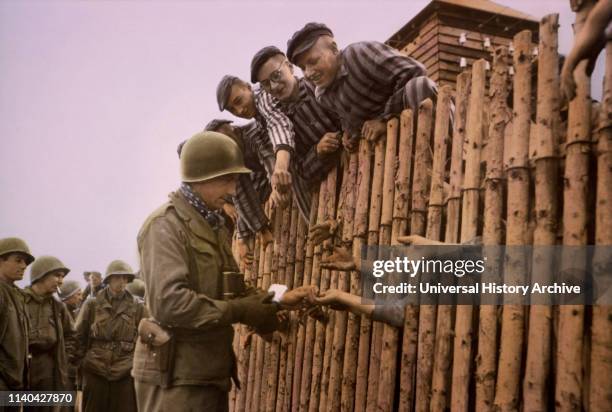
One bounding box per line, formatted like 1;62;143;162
216;75;240;111
286;22;333;64
250;46;285;83
204;119;234;132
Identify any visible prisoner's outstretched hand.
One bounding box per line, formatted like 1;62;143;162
237;237;254;267
342;131;359;152
280;285;319;309
397;234;443;246
317;132;342;156
362;119;387;141
313;289;350;311
309;219;339;245
320;246;358;271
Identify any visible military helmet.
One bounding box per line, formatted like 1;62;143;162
58;280;81;301
0;237;35;265
126;278;145;298
104;260;135;284
30;255;70;285
180;131;251;183
83;271;102;281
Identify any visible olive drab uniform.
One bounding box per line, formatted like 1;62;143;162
133;191;242;412
75;288;145;412
22;287;75;412
0;281;30;391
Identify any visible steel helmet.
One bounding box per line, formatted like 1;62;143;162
104;260;135;284
30;255;70;285
0;237;35;265
126;278;145;298
58;280;81;301
180;131;251;182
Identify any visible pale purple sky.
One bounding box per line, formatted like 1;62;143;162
0;0;602;288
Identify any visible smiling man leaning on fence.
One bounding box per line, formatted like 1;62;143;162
288;22;443;150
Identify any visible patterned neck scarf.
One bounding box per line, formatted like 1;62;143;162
179;183;224;230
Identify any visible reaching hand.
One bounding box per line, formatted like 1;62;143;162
260;228;274;246
222;203;238;223
317;132;342;156
320;246;358;271
342;131;359;152
560;64;579;103
237;237;254;266
280;285;319;309
309;219;339;245
397;234;442;246
270;186;291;209
361;119;387;141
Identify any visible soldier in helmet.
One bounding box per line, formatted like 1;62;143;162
133;131;315;411
83;271;103;298
58;280;84;398
125;278;145;303
74;260;146;412
22;255;75;410
59;280;83;320
0;237;35;403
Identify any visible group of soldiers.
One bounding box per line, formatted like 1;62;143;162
0;237;146;412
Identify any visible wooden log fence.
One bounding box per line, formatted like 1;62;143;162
228;9;611;411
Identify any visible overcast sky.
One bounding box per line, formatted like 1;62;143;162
0;0;603;288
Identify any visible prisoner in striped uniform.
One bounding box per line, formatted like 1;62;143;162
250;46;342;186
215;76;312;222
287;22;442;147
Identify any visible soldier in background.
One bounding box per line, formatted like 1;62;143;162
0;237;35;412
82;271;103;298
59;280;83;320
75;260;146;412
59;279;84;404
22;255;74;411
125;278;145;303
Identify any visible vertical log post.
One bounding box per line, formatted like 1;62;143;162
430;72;471;412
341;139;373;411
291;191;320;412
355;138;385;412
271;205;295;412
523;14;561;411
494;29;533;412
414;86;453;412
555;1;594;410
327;152;359;412
377;116;412;412
245;236;262;412
367;119;398;410
299;183;328;411
283;206;307;412
451;59;487;412
589;39;612;412
308;167;338;412
475;46;511;412
398;98;434;412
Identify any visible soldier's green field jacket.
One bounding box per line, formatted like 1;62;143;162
22;287;75;391
75;288;145;381
132;191;240;391
0;281;29;389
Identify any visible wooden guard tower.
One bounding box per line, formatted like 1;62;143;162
386;0;540;88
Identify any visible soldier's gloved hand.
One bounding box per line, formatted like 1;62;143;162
228;291;280;334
